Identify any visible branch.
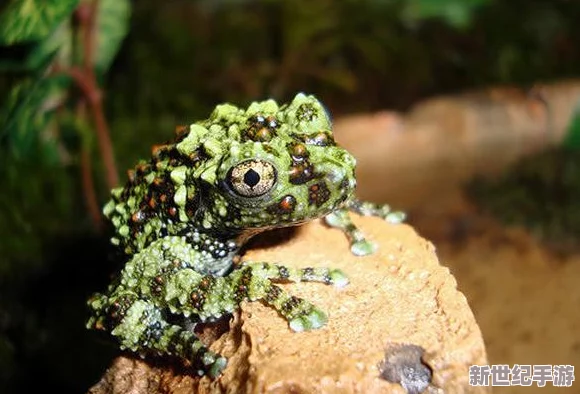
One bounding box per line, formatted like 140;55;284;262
74;0;119;190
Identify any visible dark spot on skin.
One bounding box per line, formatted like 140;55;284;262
127;169;136;183
262;144;280;157
281;296;301;314
267;195;296;215
267;116;278;128
289;162;315;185
264;285;283;303
131;211;146;223
279;195;296;212
150;275;165;296
339;177;351;190
290;143;309;160
240;267;253;283
303;132;334;147
245;114;279;142
136;163;151;176
278;266;290;279
296;103;317;122
151;144;170;159
171;258;183;269
308;182;331;207
198;277;214;290
379;344;432;394
256;127;271;141
234;269;254;301
106;294;136;329
190;291;205;310
174;125;189;141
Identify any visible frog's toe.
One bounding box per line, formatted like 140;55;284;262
198;352;228;378
289;307;328;332
329;269;349;288
350;239;377;256
208;356;228;378
385;211;406;224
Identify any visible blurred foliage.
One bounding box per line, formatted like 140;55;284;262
469;97;580;252
1;0;129;392
2;0;580;392
563;99;580;149
467;147;580;254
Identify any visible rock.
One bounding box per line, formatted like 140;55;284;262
88;216;489;394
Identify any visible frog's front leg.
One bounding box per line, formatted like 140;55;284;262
325;198;405;256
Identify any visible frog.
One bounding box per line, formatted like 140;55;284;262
87;93;404;378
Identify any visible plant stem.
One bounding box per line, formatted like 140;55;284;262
74;98;103;230
76;0;119;190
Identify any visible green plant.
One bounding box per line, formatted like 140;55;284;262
1;0;130;227
0;3;130;390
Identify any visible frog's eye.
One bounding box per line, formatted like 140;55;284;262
227;159;277;197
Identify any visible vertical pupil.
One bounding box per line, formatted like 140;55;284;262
243;169;261;187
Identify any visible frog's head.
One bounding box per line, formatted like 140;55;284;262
200;93;357;231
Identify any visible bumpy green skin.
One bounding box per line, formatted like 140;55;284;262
87;93;404;377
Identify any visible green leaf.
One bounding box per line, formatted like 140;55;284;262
1;75;71;162
0;20;72;72
0;0;79;45
563;99;580;150
94;0;130;74
402;0;489;29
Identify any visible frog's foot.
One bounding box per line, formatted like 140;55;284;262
88;294;227;377
347;198;406;224
325;208;377;256
235;263;347;331
263;284;328;332
325;200;405;256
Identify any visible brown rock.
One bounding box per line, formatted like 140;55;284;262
88;216;488;394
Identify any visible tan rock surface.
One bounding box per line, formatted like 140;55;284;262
88;216;488;394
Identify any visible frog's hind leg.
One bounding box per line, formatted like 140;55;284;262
240;262;348;332
325;199;405;256
87;292;227;377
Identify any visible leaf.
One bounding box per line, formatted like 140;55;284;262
1;74;71;162
563;100;580;150
0;19;73;72
402;0;489;29
0;0;79;45
94;0;130;74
